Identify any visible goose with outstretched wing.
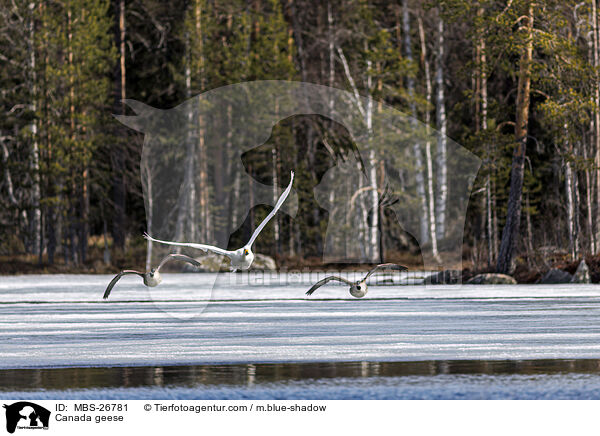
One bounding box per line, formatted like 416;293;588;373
144;171;294;271
103;253;201;299
306;263;407;298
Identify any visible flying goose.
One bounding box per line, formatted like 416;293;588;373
103;253;201;299
305;263;407;298
144;171;294;271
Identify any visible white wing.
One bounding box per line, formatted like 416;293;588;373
245;171;294;248
144;233;232;256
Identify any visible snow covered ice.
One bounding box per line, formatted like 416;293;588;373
1;273;600;368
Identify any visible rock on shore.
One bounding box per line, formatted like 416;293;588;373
425;270;462;285
571;260;591;284
181;253;277;272
537;268;573;284
466;273;517;285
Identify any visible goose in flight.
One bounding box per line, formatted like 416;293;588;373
144;171;294;271
102;253;201;299
305;263;407;298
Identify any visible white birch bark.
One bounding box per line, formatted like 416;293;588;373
0;140;18;207
564;121;578;260
186;47;196;244
435;13;448;241
142;161;153;270
477;7;495;264
28;3;41;256
574;156;581;256
417;15;441;263
584;141;594;255
565;159;576;260
336;45;379;261
272;148;279;242
173;33;196;251
366;59;379;262
403;0;429;244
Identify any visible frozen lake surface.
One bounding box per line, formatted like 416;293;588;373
1;273;600;368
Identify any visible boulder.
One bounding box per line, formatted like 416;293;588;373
571;260;591;284
466;273;517;285
181;252;277;272
180;253;227;272
250;253;278;271
538;268;573;284
425;269;461;285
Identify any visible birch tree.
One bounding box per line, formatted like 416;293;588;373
417;12;441;262
402;0;429;247
434;9;448;242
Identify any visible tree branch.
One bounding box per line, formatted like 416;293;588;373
336;46;366;118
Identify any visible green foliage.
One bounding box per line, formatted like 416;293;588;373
2;0;600;267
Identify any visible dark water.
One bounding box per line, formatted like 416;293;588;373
2;359;600;392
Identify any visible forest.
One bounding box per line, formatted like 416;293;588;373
1;0;599;280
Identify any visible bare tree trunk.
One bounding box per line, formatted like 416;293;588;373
525;192;534;267
174;32;196;249
574;157;581;256
100;202;111;265
357;161;368;259
478;7;495;265
40;2;55;265
336;41;379;261
112;0;127;251
378;160;386;262
435;12;448;241
81;166;89;263
584;142;594;255
565;158;576;260
272;96;280;253
198;124;208;242
591;0;599;253
142;161;153;270
28;3;41;259
0;141;18;207
231;160;240;239
497;1;534;274
226;103;236;243
67;4;78;265
492;177;499;261
366;58;379;262
328;0;334;112
247;164;255;243
103;216;111;266
402;0;428;245
417;14;441;263
195;0;210;244
272;148;280;244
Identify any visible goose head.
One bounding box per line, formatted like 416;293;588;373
145;268;162;287
349;280;368;298
233;247;254;270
